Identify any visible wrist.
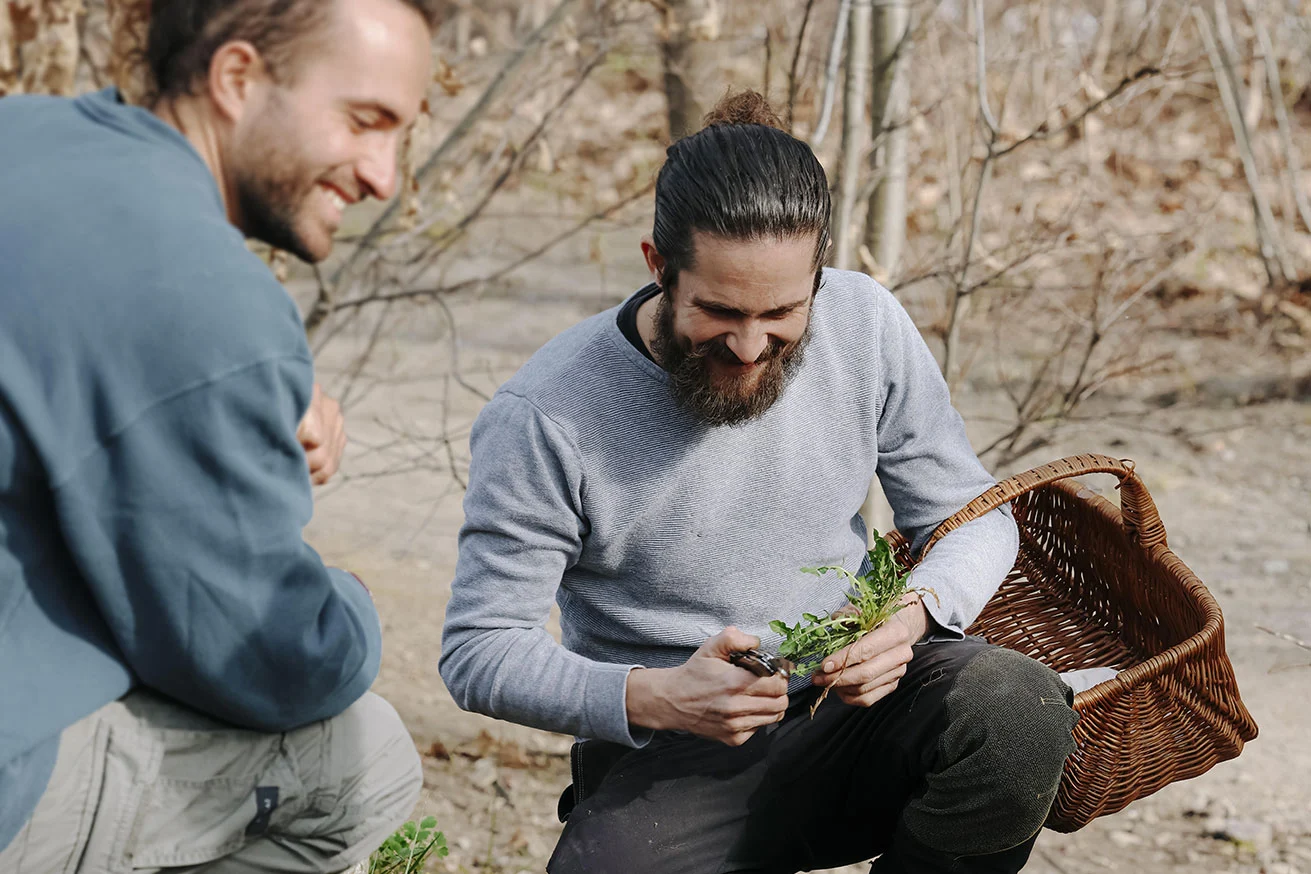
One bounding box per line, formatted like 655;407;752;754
899;596;931;643
625;666;674;731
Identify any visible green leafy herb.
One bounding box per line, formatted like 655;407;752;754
368;816;449;874
770;530;931;678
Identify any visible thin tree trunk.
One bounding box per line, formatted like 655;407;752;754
1029;2;1047;122
1195;4;1295;285
454;5;471;56
810;0;851;145
943;0;1000;384
662;0;720;140
1246;0;1311;234
1089;0;1119;80
862;0;911;283
1242;52;1264;132
833;0;872;270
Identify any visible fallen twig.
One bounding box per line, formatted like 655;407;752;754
1256;624;1311;653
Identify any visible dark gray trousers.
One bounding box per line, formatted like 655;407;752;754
549;638;1078;874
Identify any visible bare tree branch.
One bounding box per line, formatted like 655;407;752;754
442;373;469;490
810;0;851;145
303;263;336;342
329;0;582;291
973;0;1000;138
330;182;652;314
402;47;609;270
785;0;818;132
992;65;1162;160
434;291;492;404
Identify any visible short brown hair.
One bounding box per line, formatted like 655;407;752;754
145;0;441;103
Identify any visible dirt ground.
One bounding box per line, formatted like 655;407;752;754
299;234;1311;872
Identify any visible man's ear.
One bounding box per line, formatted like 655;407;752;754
639;236;665;287
207;40;268;124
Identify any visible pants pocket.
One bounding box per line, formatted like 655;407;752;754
125;728;299;869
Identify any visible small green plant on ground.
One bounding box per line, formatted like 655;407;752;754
771;531;934;680
368;817;448;874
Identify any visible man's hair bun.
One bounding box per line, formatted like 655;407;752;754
701;89;784;130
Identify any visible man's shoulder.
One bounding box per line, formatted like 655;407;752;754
1;88;221;222
0;91;72;133
809;268;910;350
497;305;632;407
814;268;898;318
0;87;299;361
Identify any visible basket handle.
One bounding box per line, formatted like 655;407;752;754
919;453;1168;557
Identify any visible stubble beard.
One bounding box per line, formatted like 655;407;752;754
233;99;328;264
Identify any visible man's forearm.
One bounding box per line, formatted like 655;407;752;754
907;507;1019;634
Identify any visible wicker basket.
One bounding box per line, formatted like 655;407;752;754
888;453;1258;833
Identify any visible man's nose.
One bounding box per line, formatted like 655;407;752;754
356;137;399;202
725;324;768;364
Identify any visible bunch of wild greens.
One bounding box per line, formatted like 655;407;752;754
368;817;448;874
770;531;929;679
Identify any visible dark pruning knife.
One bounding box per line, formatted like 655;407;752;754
729;648;795;680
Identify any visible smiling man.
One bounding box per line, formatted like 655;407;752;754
0;0;437;870
441;91;1080;873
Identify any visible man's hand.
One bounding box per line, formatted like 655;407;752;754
297;384;346;486
626;627;789;746
810;595;929;708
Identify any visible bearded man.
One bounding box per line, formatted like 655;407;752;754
440;91;1080;874
0;0;439;869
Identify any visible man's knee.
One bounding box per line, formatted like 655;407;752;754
978;649;1077;812
905;647;1078;854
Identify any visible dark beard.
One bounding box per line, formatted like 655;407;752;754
235;162;317;263
651;291;809;427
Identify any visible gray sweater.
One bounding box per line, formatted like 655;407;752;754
439;269;1018;746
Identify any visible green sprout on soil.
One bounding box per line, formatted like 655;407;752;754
771;531;933;682
368;817;448;874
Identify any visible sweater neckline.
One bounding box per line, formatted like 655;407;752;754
604;287;671;385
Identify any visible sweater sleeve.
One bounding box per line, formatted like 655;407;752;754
872;288;1019;634
439;392;649;747
49;355;381;733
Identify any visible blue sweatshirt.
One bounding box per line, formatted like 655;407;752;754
0;89;382;849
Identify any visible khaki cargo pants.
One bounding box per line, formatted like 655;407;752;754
0;689;422;873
